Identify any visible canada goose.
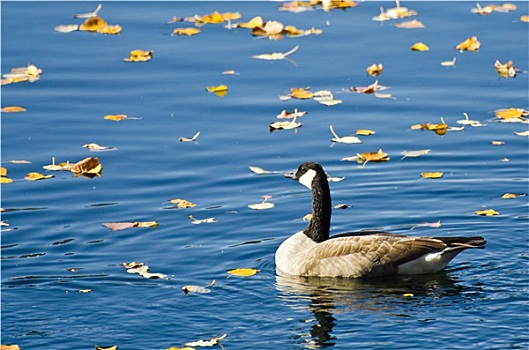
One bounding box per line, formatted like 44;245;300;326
275;162;486;278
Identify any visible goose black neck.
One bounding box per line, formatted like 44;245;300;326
304;171;332;243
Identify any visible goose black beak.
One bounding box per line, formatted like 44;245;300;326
284;169;298;180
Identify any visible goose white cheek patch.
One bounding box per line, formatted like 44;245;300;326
298;169;316;189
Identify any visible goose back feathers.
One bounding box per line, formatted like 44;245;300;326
276;162;486;278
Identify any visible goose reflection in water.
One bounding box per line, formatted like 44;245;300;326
275;272;479;348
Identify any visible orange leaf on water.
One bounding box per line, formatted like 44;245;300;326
456;36;480;52
25;172;54;181
104;114;128;121
1;106;26;113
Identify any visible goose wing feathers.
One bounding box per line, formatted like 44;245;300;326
302;233;447;277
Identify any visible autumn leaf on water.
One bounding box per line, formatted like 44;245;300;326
227;268;259;277
289;87;314;99
252;45;299;66
206;85;228;97
74;3;102;18
356;129;376;136
2;64;42;84
70;157;102;177
1;167;12;184
494;60;517;78
179;131;200;142
366;64;383;77
514;131;529;137
95;345;117;350
395;19;425;28
182;280;215;295
440;57;457;67
104;114;127;121
475;209;499;216
373;3;417;21
248;166;282;175
410;220;441;230
276;108;307;119
457;113;485;127
494;108;528;122
123;261;167;279
123;49;153;62
103;221;158;231
82;143;117;152
167;198;197;208
54;24;80;33
269;116;301;132
313;90;342;106
471;3;517;15
456;36;480;52
400;149;430;160
43;157;67;171
79;16;122;35
236;16;264;29
182;285;211;294
411;42;429;51
410;118;448;136
330;125;362;144
185;334;227;347
350;80;391;98
189;215;217;224
173;27;201;36
491;140;505;145
248;195;274;210
502;193;527;199
356;149;390;167
421;172;444;179
1;106;26;113
25;172;54;181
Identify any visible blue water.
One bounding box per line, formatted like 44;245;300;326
1;1;528;349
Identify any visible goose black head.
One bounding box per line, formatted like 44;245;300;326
285;162;325;189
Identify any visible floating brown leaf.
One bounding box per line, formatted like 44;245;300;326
70;157;102;177
79;16;121;35
168;199;197;208
366;64;383;77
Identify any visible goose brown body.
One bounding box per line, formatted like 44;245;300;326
275;162;486;278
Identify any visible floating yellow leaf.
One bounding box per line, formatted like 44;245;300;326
410;120;448;135
395;20;425;29
70;157;102;177
1;106;26;113
356;129;375;136
222;12;242;21
167;347;195;350
502;193;526;199
206;85;228;97
521;15;529;22
421;172;444;179
54;24;80;33
403;293;414;297
25;172;54;181
1;346;21;350
492;140;505;145
366;63;383;77
79;16;106;31
514;131;529;137
0;177;13;184
124;49;153;62
227;268;259;277
195;11;224;24
79;16;121;35
136;221;158;228
495;108;528;119
43;157;66;171
237;16;264;29
290;87;314;99
0;167;6;177
168;198;197;208
356;149;390;167
411;42;429;51
173;27;201;36
456;36;480;52
494;60;517;78
104;114;128;121
9;159;31;164
475;209;499;216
